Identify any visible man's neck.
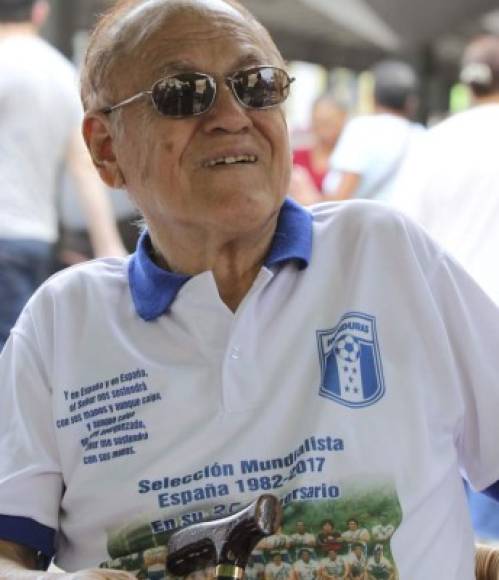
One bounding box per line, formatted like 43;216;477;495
0;22;37;39
473;93;499;106
148;214;279;312
374;104;407;118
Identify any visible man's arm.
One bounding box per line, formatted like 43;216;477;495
0;539;40;575
0;539;135;579
65;128;127;258
342;561;350;578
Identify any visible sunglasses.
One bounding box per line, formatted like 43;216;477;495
100;65;295;118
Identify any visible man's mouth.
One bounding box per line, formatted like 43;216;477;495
202;154;258;168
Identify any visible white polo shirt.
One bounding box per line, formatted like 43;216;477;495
1;199;499;579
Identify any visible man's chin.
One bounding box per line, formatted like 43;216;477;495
205;190;282;228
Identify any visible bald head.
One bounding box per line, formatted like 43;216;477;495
81;0;283;112
460;34;499;98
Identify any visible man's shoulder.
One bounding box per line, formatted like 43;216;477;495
333;115;377;147
0;35;73;70
33;37;79;89
429;104;499;139
309;199;412;235
0;35;79;104
34;257;129;301
342;114;378;131
11;258;130;341
342;113;408;136
406;105;499;173
30;36;74;66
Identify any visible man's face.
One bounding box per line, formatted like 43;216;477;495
322;521;333;534
109;1;291;243
296;522;305;534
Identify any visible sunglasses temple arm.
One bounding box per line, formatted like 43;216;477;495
101;91;153;114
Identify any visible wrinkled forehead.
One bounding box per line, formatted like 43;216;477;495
81;0;285;110
109;0;282;70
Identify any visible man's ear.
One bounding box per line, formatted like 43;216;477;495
82;114;126;189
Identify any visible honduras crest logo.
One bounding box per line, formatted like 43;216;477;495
317;312;385;408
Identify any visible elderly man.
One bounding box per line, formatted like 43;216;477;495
0;1;499;579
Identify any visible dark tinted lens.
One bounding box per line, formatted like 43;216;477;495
232;67;290;109
151;73;215;117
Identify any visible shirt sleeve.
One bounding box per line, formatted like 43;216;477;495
428;252;499;491
0;315;62;557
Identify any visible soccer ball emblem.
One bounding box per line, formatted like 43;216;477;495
334;334;360;362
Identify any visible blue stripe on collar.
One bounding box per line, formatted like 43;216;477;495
129;197;313;320
0;515;55;563
264;197;312;269
128;233;190;321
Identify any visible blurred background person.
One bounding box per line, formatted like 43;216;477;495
0;0;126;351
323;59;425;202
289;93;348;205
392;33;499;546
393;34;499;303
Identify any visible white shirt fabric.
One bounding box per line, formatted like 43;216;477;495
1;199;499;579
245;560;265;580
265;560;293;580
345;552;366;574
292;558;318;580
319;556;345;577
341;528;369;545
259;532;291;551
290;532;316;548
366;554;393;577
392;103;499;303
327;114;425;201
0;36;82;242
371;524;395;542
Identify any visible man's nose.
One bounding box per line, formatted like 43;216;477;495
201;80;253;133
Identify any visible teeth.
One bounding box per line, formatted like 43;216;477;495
204;155;257;167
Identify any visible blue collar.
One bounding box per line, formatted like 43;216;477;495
128;197;312;320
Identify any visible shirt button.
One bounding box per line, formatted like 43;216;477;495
230;346;241;360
